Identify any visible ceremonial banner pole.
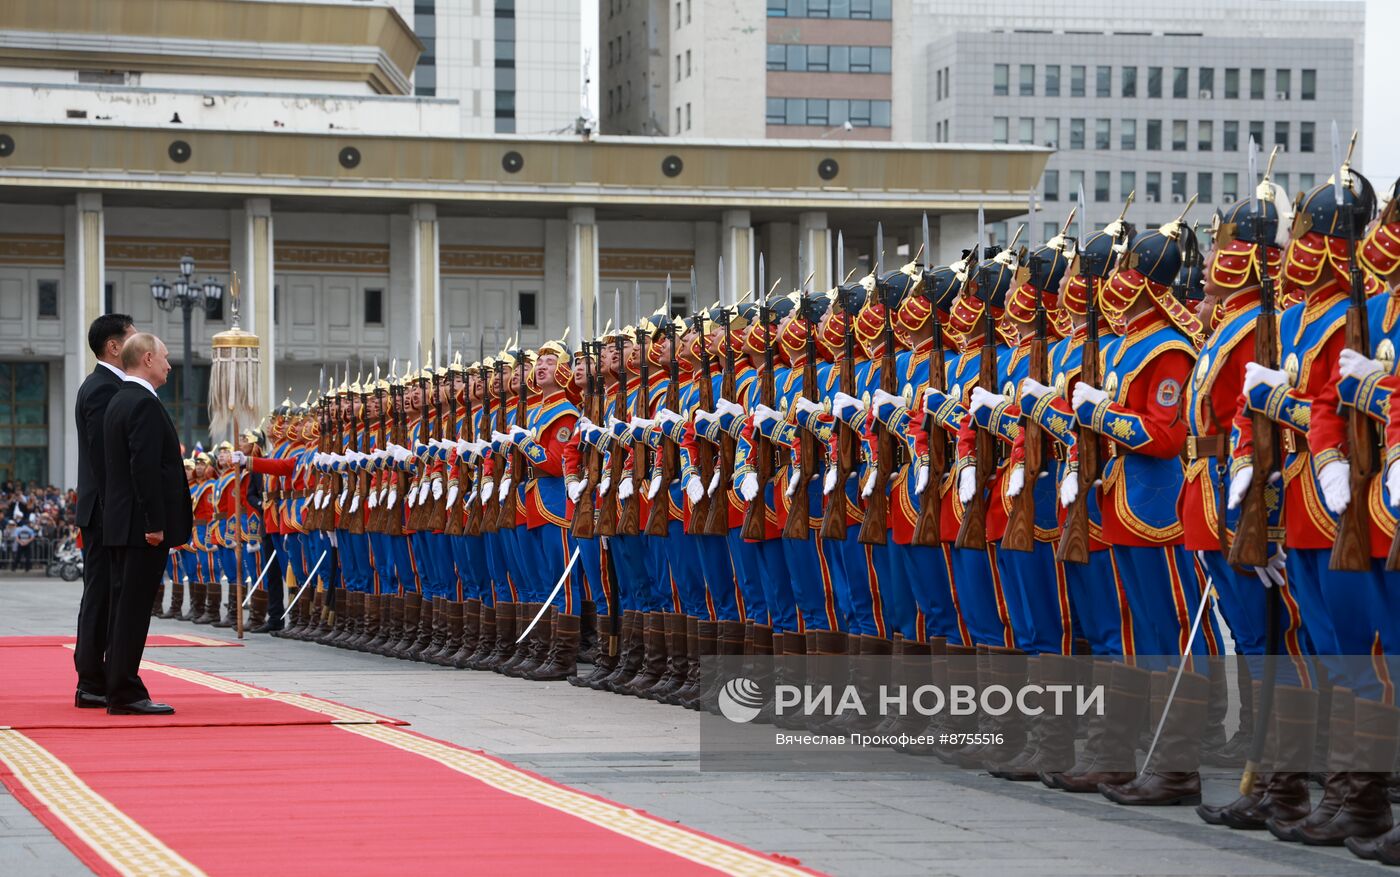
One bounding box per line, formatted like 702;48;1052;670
209;273;260;640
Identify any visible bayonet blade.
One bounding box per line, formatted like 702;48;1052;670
633;280;642;329
836;231;845;284
975;206;986;257
689;266;697;315
1076;185;1088;247
665;273;672;318
1028;190;1039;247
876;222;885;276
717;255;725;304
921;213;931;271
758;253;766;307
1248;135;1259;213
1331;120;1344;206
613;287;621;332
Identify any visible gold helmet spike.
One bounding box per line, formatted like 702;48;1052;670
1159;194;1199;241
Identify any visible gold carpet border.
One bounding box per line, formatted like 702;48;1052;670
163;634;239;647
139;661;395;725
0;730;205;877
339;723;812;877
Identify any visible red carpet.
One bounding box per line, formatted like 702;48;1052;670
0;634;242;648
0;638;820;877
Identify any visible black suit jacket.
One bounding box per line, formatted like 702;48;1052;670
74;364;124;529
102;383;193;549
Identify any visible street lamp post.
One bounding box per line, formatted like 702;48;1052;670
151;254;224;449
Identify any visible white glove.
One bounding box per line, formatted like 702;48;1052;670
794;396;822;417
1243;362;1288;394
617;477;635;500
347;495;360;514
313;488;324;508
338;488;349;508
823;466;837;496
785;468;801;498
958;466;977;504
693;409;716;429
231;450;248;465
493;430;514;447
1021;378;1053;401
1227;466;1253;510
466;487;478;506
1059;472;1079;508
923;387;940;414
1317;460;1350;515
1072;381;1108;411
655;407;682;428
598;475;612;496
387;488;398;508
482;480;495;503
431;478;443;501
969;387;1005;416
832;391;865;420
630;416;656;432
707;469;721;496
871;388;903;411
416;480;431;505
567;480;586;503
1006;464;1025;498
737;472;759;502
576;415;594;431
1339;348;1385;381
1255;546;1287;589
368;489;379;509
647;472;663;500
715;397;745;419
915;464;929;496
509;426;531;443
752;403;781;431
684;474;704;505
1388;459;1400;508
445;484;458;509
861;469;878;499
500;476;512;498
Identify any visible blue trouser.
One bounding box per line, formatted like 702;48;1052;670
725;527;768;624
995;540;1070;655
1109;545;1221;670
661;522;710;618
429;532;457;598
751;538;799;633
577;536;605;615
483;530;510;604
782;531;840;632
179;549;199;583
608;533;649;611
644;533;673;612
338;530;366;591
695;533;737;621
529;524;574;612
950;545;1014;648
1064;549;1123;656
893;541;962;644
362;532;390;593
834;525;899;638
1288;547;1388;700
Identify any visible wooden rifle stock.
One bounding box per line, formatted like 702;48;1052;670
645;332;681;537
1003;318;1047;553
501;372;526;533
572;347;599;539
954;310;996;550
1056;320;1100;565
425;371;449;532
857;326;897;546
595;363;625;537
619;332;646;536
689;336;720;536
820;315;858;541
741;312;777;542
912;335;947;548
703;323;739;536
1229;283;1281;568
464;370;490;537
1330;296;1376;571
782;332;820;541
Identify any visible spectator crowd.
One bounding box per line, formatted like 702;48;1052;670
1;481;77;572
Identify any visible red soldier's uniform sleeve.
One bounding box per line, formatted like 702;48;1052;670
1307;334;1356;466
1097;349;1193;459
956;412;976;458
562;428;583;480
1388;384;1400;459
535;413;577;478
248;457;297;477
910;396;931;457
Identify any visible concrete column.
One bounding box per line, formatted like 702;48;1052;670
233;197;277;417
798;211;831;291
543;218;568;342
692;220;720;307
412;203;441;357
720;209;752;306
61;193;104;487
566;207;598;340
936;213;978;265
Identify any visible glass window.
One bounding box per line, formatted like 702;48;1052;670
831;45;851;72
994;63;1009;96
686;102;691;129
1274;121;1289;151
1299;172;1316;191
1147;66;1162;98
766;97;784;124
787;45;805;71
1069;117;1085;149
1222;172;1238;203
1070;65;1085;97
1171;119;1187;151
1095;170;1110;202
155;363;211;446
1019;64;1035;96
1096;65;1111;97
1146;171;1161;202
1223;120;1239;151
1045;64;1060;96
1300;121;1315;153
364;288;383;325
36;280;59;319
1018;117;1035;144
518;291;538;328
1044;117;1059;147
0;363;50;483
1249;120;1265;148
807;45;828;72
1224;68;1240;99
1198;120;1213;151
786;99;804;125
1069;170;1085;200
1301;68;1316;100
1198;67;1214;97
1121;66;1136;97
1146;119;1162;150
1171;171;1187;201
1121;170;1136;201
807;99;829;125
1198;172;1213;203
873;47;892;73
1250;68;1265;99
1044;169;1060;202
1095;118;1110;150
1172;67;1188;98
870;101;891;127
767;45;785;71
993;116;1009;144
1276;173;1289;193
1121;118;1136;150
829;99;848;124
1044;222;1060;244
1275;68;1291;99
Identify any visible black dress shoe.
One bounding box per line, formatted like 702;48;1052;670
75;691;108;709
107;699;175;716
251;620;285;634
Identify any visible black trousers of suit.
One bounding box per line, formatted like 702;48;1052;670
106;545;169;705
74;523;112;696
262;533;285;620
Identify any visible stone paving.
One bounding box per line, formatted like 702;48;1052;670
0;578;1387;876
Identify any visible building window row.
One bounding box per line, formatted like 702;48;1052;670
766;0;892;20
994;63;1318;101
1003;115;1316;154
934;66;952;101
1042;169;1319;208
766;44;892;74
766;97;892;128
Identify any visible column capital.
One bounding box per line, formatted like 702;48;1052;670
721;209;751;229
411;202;438;223
76;192;103;213
245;197;273;219
567;206;596;225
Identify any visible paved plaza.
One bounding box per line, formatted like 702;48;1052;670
0;577;1383;877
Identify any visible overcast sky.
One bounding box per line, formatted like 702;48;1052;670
579;0;1396;190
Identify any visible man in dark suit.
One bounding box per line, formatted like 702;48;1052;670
72;313;136;709
103;332;192;715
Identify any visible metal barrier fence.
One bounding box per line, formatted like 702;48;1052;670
0;536;66;575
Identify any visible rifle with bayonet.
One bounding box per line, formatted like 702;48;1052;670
597;292;626;537
703;301;740;535
955;247;1001;551
820;258;860;542
444;342;469;538
621;281;646;536
573;330;600;539
426;349;450;532
465;347;492;537
783;282;823;541
501;339;527;533
346;367;369;536
1330;130;1376;573
913;215;947;548
368;359;388;533
689;299;721;536
859;228;900;546
646;276;682;537
741;256;778;542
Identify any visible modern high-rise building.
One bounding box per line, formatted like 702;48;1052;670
600;0;915;140
918;0;1365;236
